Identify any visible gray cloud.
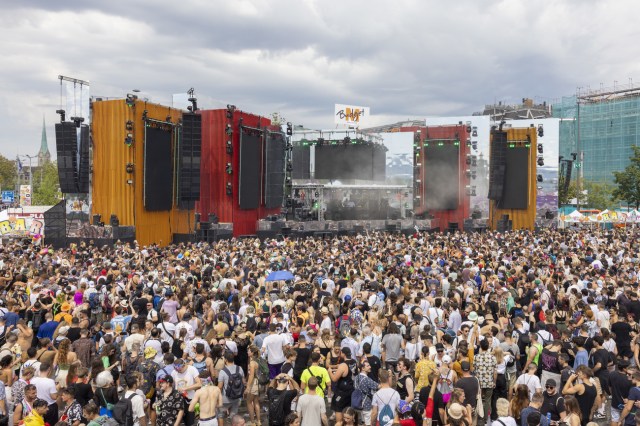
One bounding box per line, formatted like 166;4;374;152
1;0;639;158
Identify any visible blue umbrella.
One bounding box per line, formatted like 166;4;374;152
265;270;295;282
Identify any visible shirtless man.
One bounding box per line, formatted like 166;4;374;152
16;319;33;354
189;371;223;426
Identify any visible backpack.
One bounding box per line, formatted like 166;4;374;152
537;331;551;347
153;295;165;312
516;329;531;354
411;400;426;425
137;359;160;398
351;375;366;410
268;388;289;426
338;315;352;338
378;392;395;426
112;393;137;426
223;366;245;400
89;292;102;311
257;357;270;386
124;352;143;377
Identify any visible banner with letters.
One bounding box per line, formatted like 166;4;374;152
335;104;369;127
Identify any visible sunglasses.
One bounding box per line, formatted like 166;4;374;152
545;386;555;389
437;350;444;353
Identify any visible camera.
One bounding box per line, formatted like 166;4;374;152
277;377;289;384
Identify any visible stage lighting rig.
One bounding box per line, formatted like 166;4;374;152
187;88;198;112
286;122;293;136
343;136;351;145
226;163;233;175
538;144;543;154
226;182;232;196
537;174;543;182
126;120;133;131
538;124;544;137
126;163;135;174
317;138;325;146
466;121;472;133
70;116;85;128
125;134;134;147
226;104;236;119
226;124;233;136
226;140;233;155
538;157;544;167
56;109;66;122
472;126;478;137
125;93;138;107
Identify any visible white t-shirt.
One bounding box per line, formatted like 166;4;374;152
319;317;332;332
158;321;176;345
171;365;200;399
31;376;57;404
516;373;542;399
124;333;145;352
175;321;195;339
261;333;287;364
20;360;41;380
491;416;518;426
124;390;146;426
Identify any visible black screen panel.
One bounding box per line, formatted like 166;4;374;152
265;132;286;209
77;125;90;193
144;127;173;211
423;144;459;210
314;144;383;181
292;145;310;179
373;146;387;181
499;147;529;209
489;131;508;200
239;130;262;209
314;145;336;179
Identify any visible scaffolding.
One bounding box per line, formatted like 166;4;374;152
553;83;640;184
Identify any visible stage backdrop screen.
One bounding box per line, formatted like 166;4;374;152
423;144;459;210
239;130;262;209
499;146;529;209
292;145;310;179
265;132;286;209
144;127;173;211
314;144;383;181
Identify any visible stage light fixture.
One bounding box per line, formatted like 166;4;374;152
286;122;293;136
472;141;478;150
71;116;85;128
465;169;472;178
466;140;472;147
125;93;137;107
56;109;66;122
466;155;472;165
343;136;351;145
314;191;319;198
472;127;478;137
226;182;232;196
226;163;233;174
538;144;543;154
125;134;134;147
125;163;134;174
538;124;544;137
466;121;472;133
126;120;133;131
226;140;233;155
226;124;233;136
537;174;543;182
226;104;236;119
287;162;293;172
538;157;544;166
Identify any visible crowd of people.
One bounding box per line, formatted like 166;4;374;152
0;227;639;426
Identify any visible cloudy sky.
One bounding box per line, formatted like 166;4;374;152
1;0;638;159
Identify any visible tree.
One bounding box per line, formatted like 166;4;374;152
559;180;615;210
0;154;17;191
613;146;640;209
32;161;60;205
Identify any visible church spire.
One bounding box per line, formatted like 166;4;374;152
38;115;51;166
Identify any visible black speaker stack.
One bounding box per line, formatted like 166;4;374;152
55;122;79;193
488;130;507;202
178;113;202;207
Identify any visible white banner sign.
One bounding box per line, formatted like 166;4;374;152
334;104;369;126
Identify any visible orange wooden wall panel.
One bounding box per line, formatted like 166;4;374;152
91;99;190;246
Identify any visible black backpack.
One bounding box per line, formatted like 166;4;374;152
268;388;289;426
223;366;245;400
112;393;137;426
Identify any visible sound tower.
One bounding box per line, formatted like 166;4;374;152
78;125;90;193
488;131;507;201
55;122;79;193
292;145;310;179
239;128;262;209
178;113;202;207
264;132;286;209
44;200;66;245
144;126;173;211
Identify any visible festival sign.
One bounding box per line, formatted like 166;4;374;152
334;104;369;126
19;185;31;206
0;209;45;237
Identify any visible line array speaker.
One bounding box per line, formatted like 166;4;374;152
55;122;79;193
178;113;202;204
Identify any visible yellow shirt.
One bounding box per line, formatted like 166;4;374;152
300;365;331;399
415;358;436;391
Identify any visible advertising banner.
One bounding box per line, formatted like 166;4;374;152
335;104;369;127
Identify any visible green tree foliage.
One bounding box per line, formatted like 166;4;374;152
32;161;60;205
559;180;615;210
613;146;640;209
0;155;17;191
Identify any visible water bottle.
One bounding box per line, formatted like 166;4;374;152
546;412;551;425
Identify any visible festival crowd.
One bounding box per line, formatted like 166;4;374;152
0;228;638;426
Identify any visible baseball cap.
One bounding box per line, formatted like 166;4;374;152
460;361;471;371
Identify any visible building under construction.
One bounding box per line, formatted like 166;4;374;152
474;98;553;121
553;82;640;184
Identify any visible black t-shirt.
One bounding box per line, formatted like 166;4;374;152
293;347;311;379
628;300;640;321
70;382;94;406
612;321;632;350
589;348;610;377
267;388;298;426
66;326;81;343
132;298;148;316
541;392;565;421
454;376;479;408
419;385;444;425
366;354;382;382
540;348;561;374
609;370;633;409
396;374;413;400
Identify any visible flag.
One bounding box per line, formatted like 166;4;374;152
16;156;22;172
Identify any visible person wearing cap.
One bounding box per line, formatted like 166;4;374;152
447;402;472;426
540;378;566;423
171;357;201;426
319;307;332;333
154;375;185;426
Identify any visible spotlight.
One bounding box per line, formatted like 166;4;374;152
226;182;233;196
226;124;233;136
343;136;351;145
286;122;293;136
126;120;133;131
466;121;472;133
472;141;478;150
226;163;233;174
125;94;137;107
226;104;236;119
226;140;233;155
537;124;544;137
538;157;544;167
125;163;134;174
466;155;472;165
125;134;134;147
538;144;543;154
537;174;543;182
71;116;84;128
314;191;320;198
317;138;325;146
472;127;478;137
287;162;293;172
187;88;198;112
56;109;66;122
